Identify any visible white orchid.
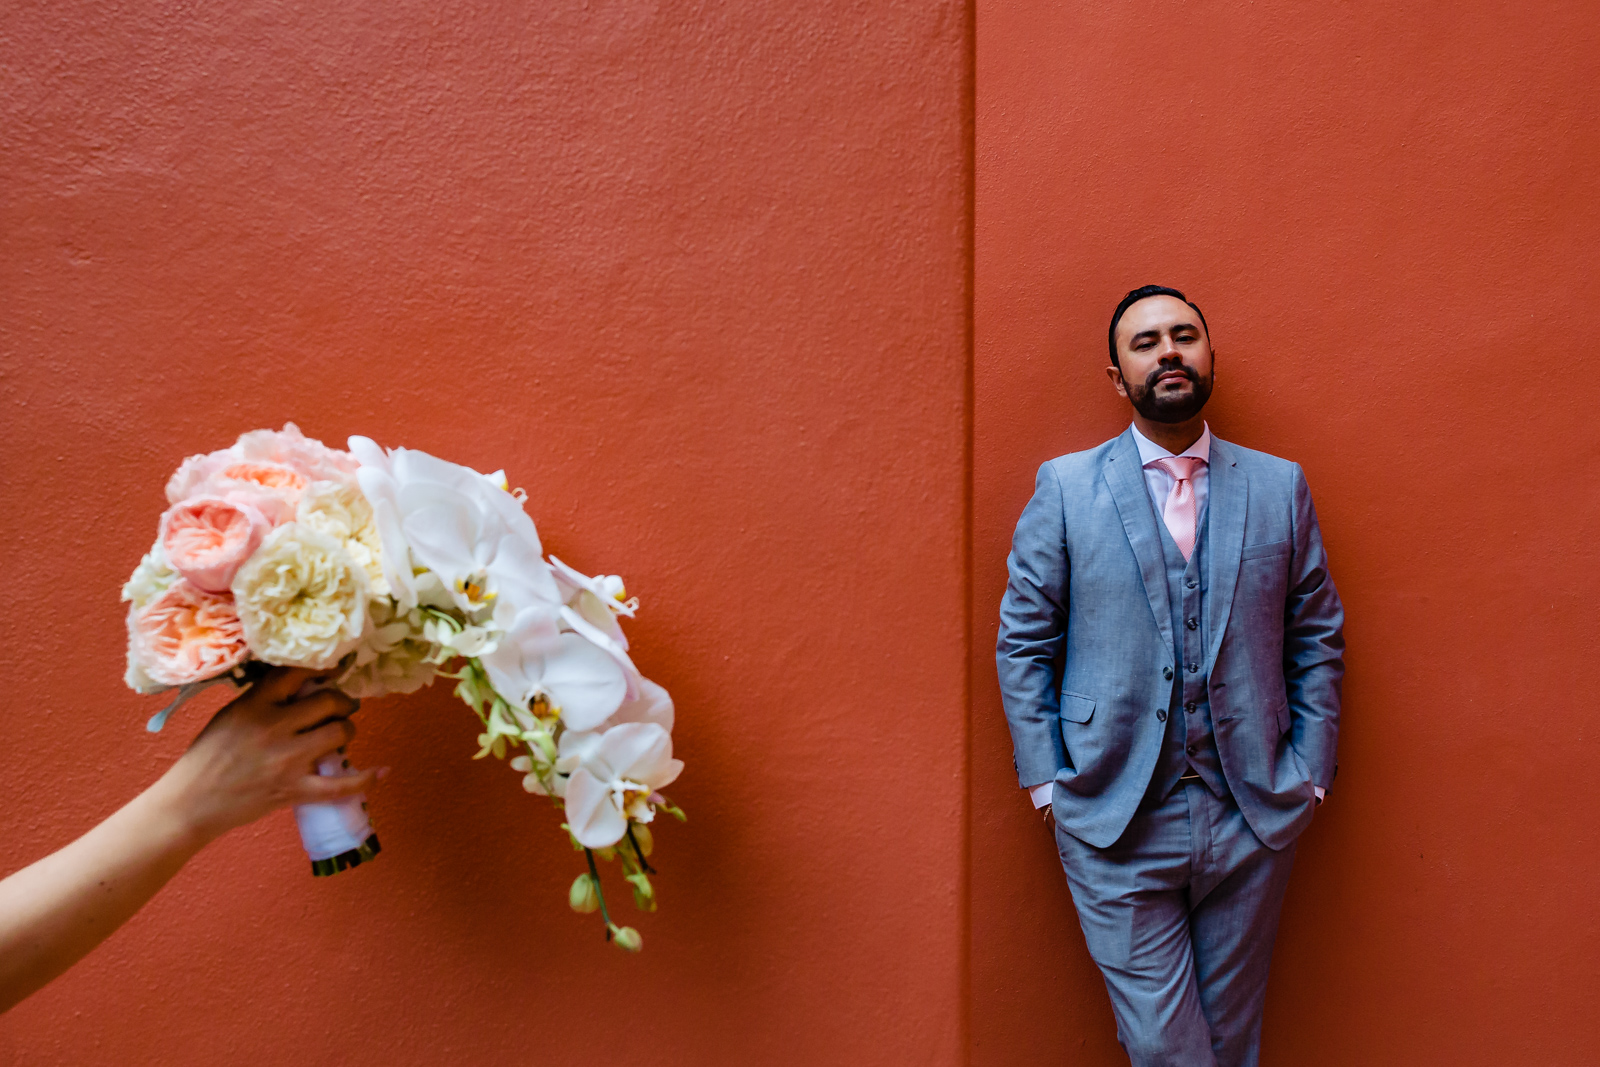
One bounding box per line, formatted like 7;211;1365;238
546;680;673;797
562;721;684;849
348;437;561;621
545;556;643;699
550;555;636;648
481;623;628;730
422;613;500;659
600;677;674;733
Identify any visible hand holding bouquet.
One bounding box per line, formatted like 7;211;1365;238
123;424;684;949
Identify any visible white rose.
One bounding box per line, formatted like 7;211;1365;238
123;611;168;695
297;481;388;596
231;523;368;669
121;540;177;609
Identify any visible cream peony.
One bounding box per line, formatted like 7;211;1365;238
231;523;369;669
297;481;388;596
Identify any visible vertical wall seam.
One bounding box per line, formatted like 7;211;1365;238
959;0;977;1061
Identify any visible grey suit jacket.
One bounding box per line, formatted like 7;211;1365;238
997;429;1343;850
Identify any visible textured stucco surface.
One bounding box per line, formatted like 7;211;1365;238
8;0;1597;1061
973;2;1600;1064
0;2;970;1063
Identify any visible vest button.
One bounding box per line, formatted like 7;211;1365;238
1187;663;1199;672
1186;579;1197;588
1186;618;1198;630
1186;745;1197;756
1156;709;1168;722
1163;667;1174;680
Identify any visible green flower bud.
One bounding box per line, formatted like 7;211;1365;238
610;925;643;953
626;871;657;913
568;873;600;914
629;823;654;858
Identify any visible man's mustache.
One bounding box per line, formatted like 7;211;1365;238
1144;363;1198;390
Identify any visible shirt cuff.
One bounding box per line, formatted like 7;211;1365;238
1314;785;1326;803
1027;782;1053;809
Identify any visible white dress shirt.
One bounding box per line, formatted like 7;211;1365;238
1027;423;1322;809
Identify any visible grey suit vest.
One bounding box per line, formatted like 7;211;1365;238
1145;502;1229;803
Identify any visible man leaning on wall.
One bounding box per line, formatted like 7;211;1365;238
995;285;1344;1067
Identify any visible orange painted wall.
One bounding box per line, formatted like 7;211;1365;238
973;2;1600;1064
0;3;970;1064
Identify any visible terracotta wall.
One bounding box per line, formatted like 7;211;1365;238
6;0;1597;1062
973;1;1600;1064
0;3;970;1064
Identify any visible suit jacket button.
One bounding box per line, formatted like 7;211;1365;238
1184;701;1196;713
1156;709;1168;722
1163;667;1174;680
1186;744;1197;756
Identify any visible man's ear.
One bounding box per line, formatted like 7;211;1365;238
1106;363;1129;398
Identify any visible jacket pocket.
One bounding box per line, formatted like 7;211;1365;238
1240;538;1291;562
1059;691;1096;724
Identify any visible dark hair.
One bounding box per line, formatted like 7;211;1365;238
1107;285;1209;367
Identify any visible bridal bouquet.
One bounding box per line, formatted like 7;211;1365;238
122;424;683;949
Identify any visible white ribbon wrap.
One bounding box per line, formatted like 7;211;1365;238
293;752;377;868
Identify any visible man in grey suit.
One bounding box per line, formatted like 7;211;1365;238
997;285;1343;1066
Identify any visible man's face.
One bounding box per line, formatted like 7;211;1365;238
1109;295;1215;423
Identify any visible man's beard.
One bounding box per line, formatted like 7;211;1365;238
1126;364;1213;423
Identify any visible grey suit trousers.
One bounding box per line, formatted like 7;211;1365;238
1054;782;1296;1067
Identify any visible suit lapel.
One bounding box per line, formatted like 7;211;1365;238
1104;429;1175;663
1204;437;1247;672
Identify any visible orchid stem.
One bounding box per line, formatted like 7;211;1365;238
584;848;615;938
626;825;656;875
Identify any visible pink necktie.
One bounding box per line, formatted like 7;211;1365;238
1152;456;1204;561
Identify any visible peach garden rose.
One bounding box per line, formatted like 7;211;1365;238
130;579;250;686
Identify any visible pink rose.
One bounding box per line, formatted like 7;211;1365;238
130;580;250;686
165;448;238;504
166;454;305;513
234;423;358;485
160;495;272;592
209;462;308;518
164;424;355;516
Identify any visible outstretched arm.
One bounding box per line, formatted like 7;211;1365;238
0;667;379;1015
